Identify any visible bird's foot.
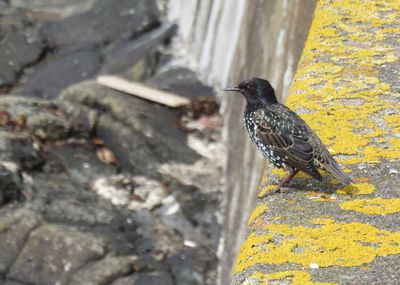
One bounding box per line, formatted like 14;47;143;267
261;186;285;197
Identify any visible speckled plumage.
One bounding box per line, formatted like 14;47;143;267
225;78;352;192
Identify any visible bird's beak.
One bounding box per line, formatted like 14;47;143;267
223;86;240;92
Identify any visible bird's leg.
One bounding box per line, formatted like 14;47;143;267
265;168;299;196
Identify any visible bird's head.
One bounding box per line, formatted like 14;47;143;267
224;78;278;105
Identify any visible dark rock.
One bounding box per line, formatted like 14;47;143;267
146;67;218;118
0;29;43;86
0;131;44;170
59;81;199;177
43;197;120;227
111;257;174;285
168;181;221;245
167;248;215;285
40;0;160;51
102;23;176;74
68;255;136;285
19;49;102;99
8;224;106;285
0;207;41;274
146;67;215;99
0;164;22;206
111;271;174;285
45;143;117;185
1;281;27;285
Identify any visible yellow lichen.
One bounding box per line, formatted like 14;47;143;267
248;204;268;225
258;185;276;198
311;218;335;225
242;270;337;285
336;183;375;195
235;222;400;273
340;198;400;215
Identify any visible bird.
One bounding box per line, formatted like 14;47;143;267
224;78;352;194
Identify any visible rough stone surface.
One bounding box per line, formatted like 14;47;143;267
0;64;221;284
40;0;160;51
19;50;102;99
0;207;41;274
8;224;106;285
59;81;199;177
0;165;22;206
0;29;43;85
68;255;137;285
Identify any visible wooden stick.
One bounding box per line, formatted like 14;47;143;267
97;75;191;108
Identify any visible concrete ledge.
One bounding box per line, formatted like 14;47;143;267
232;1;400;284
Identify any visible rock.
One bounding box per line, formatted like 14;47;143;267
111;257;174;285
146;67;218;118
45;143;117;185
102;23;177;74
68;255;137;285
0;164;22;206
43;197;121;227
146;67;215;99
111;271;174;285
26;112;71;140
0;29;43;86
59;81;199;177
9;0;96;19
8;224;106;285
1;281;27;285
19;49;102;99
40;0;160;51
92;175;167;210
167;249;214;285
0;207;41;273
0;131;44;170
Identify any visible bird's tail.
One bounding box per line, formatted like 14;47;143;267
325;158;353;185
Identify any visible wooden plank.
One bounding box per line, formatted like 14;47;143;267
97;75;191;108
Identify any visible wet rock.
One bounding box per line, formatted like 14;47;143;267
0;164;22;206
0;29;43;86
0;131;44;170
68;255;137;285
19;49;102;99
59;81;199;177
8;224;106;285
102;23;177;74
40;0;160;51
0;207;41;274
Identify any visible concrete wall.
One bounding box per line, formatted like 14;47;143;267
232;1;400;284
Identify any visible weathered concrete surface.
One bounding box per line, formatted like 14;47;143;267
232;1;400;284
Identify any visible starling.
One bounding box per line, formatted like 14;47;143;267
224;78;352;193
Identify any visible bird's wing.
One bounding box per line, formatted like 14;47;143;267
253;107;322;181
